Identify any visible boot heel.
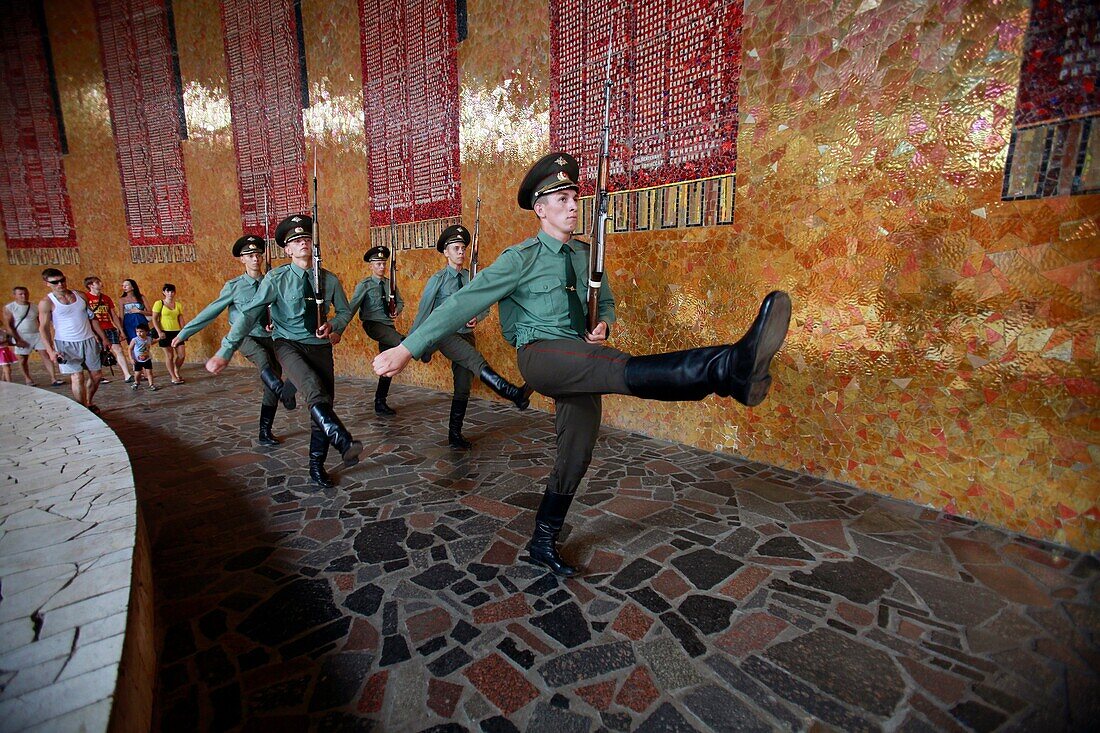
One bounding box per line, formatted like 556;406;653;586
342;440;363;467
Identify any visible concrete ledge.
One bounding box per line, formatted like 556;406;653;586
0;383;154;732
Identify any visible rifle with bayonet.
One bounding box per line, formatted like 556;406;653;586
470;175;481;279
310;146;326;332
586;22;614;334
386;201;399;318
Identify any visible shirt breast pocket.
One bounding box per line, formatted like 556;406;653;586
527;275;566;314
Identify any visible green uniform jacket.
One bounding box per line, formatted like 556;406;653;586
347;274;403;326
176;272;270;343
407;266;490;360
217;263;351;360
402;231;616;359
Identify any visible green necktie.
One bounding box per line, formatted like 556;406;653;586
564;249;586;337
303;274;318;334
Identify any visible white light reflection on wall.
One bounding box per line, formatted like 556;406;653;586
459;77;549;164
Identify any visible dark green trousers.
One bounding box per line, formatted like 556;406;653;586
435;332;485;400
362;320;404;351
238;335;281;408
517;339;632;496
273;339;335;407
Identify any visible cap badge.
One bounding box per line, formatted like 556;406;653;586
556;171;568;181
292;216;302;223
555;156;567;167
293;227;304;235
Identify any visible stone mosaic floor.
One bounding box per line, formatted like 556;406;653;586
81;367;1097;732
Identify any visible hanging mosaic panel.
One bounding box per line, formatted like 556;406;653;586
1003;0;1099;199
94;0;195;264
221;0;309;244
551;0;743;233
360;0;461;250
0;1;77;266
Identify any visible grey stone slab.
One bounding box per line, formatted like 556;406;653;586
40;558;132;613
638;636;707;690
56;633;124;682
38;586;130;640
0;665;117;731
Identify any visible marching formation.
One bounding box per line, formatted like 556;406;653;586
186;150;792;577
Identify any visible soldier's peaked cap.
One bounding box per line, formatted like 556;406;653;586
274;214;313;247
364;245;391;262
436;224;470;252
232;235;265;257
518;152;580;210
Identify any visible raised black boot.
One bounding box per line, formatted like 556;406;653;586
257;404;280;446
308;425;334;488
526;490;577;577
448;398;472;450
374;377;396;415
309;403;363;467
479;365;532;410
623;291;791;407
260;367;298;410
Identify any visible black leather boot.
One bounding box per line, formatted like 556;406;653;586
257;404;279;446
527;490;577;577
308;425;334;488
309;403;363;467
623;291;791;406
448;398;472;450
374;377;396;415
260;367;298;410
479;365;532;410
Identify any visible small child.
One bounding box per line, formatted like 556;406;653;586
129;324;157;391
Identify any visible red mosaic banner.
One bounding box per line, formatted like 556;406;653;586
94;0;192;248
359;0;461;226
1015;0;1099;127
550;0;744;194
0;2;76;251
222;0;308;236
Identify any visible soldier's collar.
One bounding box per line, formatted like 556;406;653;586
536;230;571;253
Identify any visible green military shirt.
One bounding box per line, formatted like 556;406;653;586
217;262;352;360
401;230;616;359
176;272;270;343
347;274;403;326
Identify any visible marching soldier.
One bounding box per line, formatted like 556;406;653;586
206;214;363;488
173;235;297;447
375;152;791;576
407;224;531;449
347;245;404;415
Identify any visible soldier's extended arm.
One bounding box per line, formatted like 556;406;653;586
325;274;353;334
216;276;276;360
176;281;234;342
402;252;522;359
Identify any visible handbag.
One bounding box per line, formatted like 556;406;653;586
101;348;118;367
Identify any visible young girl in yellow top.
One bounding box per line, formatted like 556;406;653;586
153;283;187;384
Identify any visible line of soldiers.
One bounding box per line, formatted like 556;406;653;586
188;151;791;577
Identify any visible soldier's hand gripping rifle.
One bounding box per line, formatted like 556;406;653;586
385;201;399;318
586;21;615;334
470;174;481;279
310;146;326;332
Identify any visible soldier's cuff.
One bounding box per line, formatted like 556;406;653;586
216;346;236;361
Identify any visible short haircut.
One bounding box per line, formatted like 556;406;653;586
135;323;149;331
84;275;101;287
162;283;176;292
41;268;63;280
13;286;28;293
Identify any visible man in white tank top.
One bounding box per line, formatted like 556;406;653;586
38;268;110;413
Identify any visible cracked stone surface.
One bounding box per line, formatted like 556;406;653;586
0;382;136;732
14;369;1099;732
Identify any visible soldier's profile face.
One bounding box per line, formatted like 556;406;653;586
370;260;387;276
444;242;466;268
285;236;313;259
536;189;579;236
240;253;264;269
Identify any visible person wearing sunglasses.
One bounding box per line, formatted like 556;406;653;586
37;269;112;413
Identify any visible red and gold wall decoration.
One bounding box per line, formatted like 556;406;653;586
1003;0;1098;199
551;0;744;233
361;0;462;250
0;0;77;266
221;0;309;241
94;0;195;263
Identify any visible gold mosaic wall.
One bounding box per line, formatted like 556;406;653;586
1;0;1096;550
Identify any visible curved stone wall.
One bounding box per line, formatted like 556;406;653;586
0;383;153;732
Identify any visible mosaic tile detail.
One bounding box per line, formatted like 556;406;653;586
71;366;1098;731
